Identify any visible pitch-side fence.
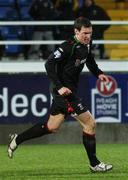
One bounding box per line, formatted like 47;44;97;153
0;20;128;45
0;20;128;73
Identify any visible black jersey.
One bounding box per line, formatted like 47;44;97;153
45;36;103;93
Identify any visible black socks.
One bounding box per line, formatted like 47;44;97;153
15;123;100;167
83;132;100;167
16;122;52;145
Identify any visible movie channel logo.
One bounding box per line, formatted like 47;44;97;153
91;75;121;122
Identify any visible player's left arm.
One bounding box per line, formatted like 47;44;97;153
86;53;103;77
86;55;109;83
86;41;107;79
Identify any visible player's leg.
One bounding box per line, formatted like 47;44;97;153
74;111;100;166
8;113;65;158
74;111;112;172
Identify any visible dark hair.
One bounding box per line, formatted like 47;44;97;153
74;17;92;31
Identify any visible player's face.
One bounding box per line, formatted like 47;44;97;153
75;26;92;45
84;0;92;7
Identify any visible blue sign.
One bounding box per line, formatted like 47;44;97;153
0;74;51;124
85;73;128;123
92;91;121;122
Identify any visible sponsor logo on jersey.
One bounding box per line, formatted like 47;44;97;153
81;58;87;64
75;58;87;67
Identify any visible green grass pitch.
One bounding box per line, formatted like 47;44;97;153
0;144;128;180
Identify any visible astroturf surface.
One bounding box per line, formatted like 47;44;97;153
0;144;128;180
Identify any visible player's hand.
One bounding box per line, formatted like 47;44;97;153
58;87;72;96
98;74;109;84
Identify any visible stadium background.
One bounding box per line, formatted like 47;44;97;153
0;0;128;145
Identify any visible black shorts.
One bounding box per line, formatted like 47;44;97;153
50;93;88;116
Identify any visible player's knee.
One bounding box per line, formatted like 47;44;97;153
47;114;64;133
85;114;96;131
83;120;96;134
47;124;60;133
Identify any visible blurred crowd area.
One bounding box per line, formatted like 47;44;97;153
0;0;128;61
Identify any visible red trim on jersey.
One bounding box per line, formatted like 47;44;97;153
64;98;74;113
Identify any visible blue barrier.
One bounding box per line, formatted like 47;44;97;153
0;73;127;123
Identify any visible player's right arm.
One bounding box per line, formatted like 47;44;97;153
45;42;72;95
